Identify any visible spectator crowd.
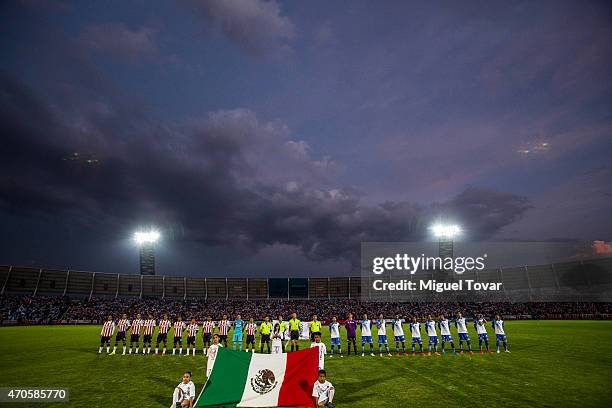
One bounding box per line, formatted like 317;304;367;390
1;295;611;324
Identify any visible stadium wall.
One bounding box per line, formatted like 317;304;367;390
1;257;611;301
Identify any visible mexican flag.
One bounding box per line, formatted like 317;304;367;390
195;347;319;407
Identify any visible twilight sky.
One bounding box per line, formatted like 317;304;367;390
1;0;611;276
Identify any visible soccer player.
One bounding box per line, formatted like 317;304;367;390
155;314;172;355
454;312;473;355
425;315;440;356
493;314;510;353
312;369;335;408
245;318;257;353
171;371;196;408
233;314;244;351
392;314;407;356
98;315;115;354
438;314;455;354
172;316;186;355
289;313;301;352
129;313;143;354
409;316;424;356
328;316;343;357
142;314;156;355
474;314;491;354
310;314;322;342
186;318;198;356
260;316;273;353
202;316;214;356
311;334;327;370
344;313;357;356
360;314;375;356
271;322;283;354
206;334;222;378
217;314;230;348
110;313;130;355
376;314;391;357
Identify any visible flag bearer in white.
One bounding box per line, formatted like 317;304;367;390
312;369;335;408
311;334;327;370
206;334;222;378
171;371;195;408
271;323;283;354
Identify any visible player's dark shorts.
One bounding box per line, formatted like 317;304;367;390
143;334;152;343
187;336;196;345
246;335;255;345
290;330;299;340
261;334;271;343
130;334;140;343
156;333;168;343
100;335;111;344
115;331;126;341
310;331;321;341
478;333;488;341
347;335;357;343
496;334;507;341
219;335;228;342
202;333;212;342
173;336;182;344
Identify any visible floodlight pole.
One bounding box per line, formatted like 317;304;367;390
139;242;156;275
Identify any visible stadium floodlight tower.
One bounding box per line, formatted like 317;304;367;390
431;224;461;260
134;230;160;275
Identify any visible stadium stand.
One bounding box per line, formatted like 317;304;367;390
1;258;611;325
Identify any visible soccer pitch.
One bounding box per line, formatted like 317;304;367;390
0;321;611;407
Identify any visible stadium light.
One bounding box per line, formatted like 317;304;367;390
134;230;160;245
431;224;461;239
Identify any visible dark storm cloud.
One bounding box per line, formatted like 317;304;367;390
0;77;530;267
79;23;159;63
180;0;295;56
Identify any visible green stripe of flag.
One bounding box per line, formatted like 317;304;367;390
195;348;252;407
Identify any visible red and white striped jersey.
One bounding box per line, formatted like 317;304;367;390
143;319;156;336
187;323;199;337
100;321;115;336
158;319;171;334
173;321;185;336
202;320;215;334
117;319;130;332
245;323;257;336
131;319;144;335
218;320;230;335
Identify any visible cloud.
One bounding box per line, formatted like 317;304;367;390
79;23;158;63
593;241;612;255
0;76;531;268
181;0;295;56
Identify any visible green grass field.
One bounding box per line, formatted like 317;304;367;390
0;321;611;407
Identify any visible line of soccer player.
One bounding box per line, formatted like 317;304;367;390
98;311;510;357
